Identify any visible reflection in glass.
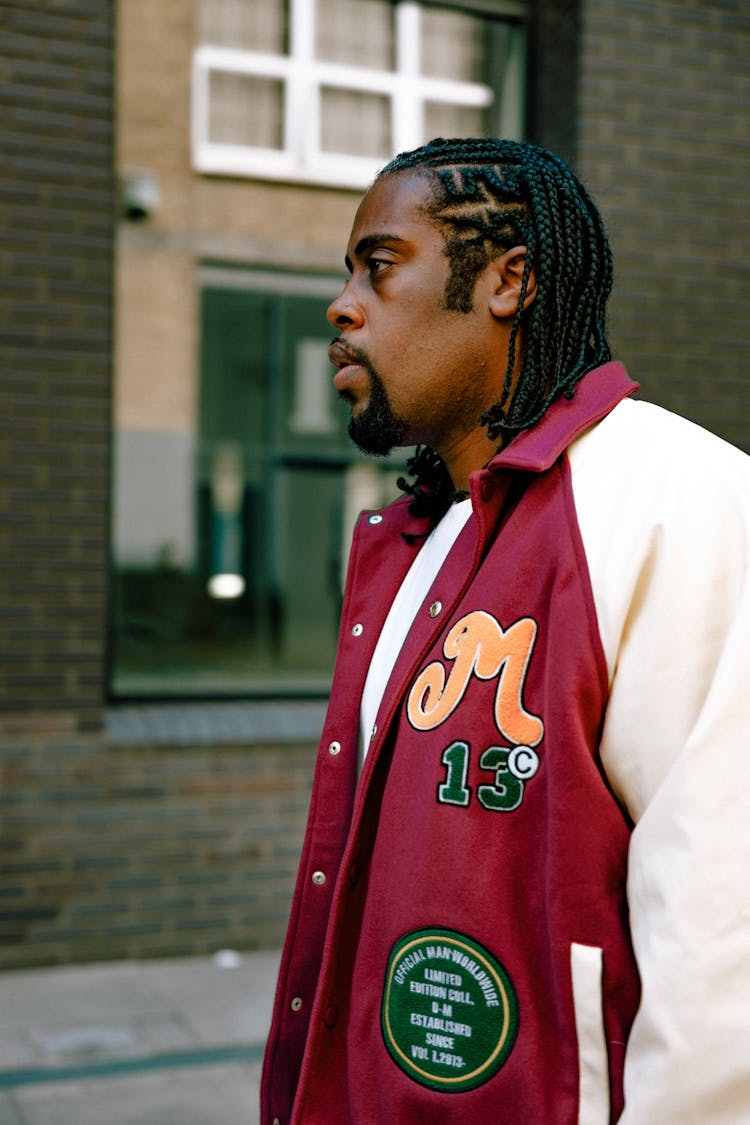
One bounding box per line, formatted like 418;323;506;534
424;101;485;143
199;0;289;53
209;72;285;149
421;7;485;82
316;0;394;68
289;339;337;435
321;88;391;158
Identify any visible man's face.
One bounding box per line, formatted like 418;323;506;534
327;171;507;463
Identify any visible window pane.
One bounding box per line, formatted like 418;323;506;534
209;72;284;149
421;7;485;82
321;88;391;157
112;283;409;697
316;0;394;68
483;21;526;139
199;0;289;53
424;101;485;142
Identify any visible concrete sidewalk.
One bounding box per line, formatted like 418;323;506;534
0;949;280;1124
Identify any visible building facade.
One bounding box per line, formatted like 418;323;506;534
0;0;748;967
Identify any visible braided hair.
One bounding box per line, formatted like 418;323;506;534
378;138;614;521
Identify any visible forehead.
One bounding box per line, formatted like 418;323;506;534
346;171;438;256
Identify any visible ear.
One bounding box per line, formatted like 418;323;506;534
487;246;537;320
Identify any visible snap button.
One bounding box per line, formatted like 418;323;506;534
352;623;363;636
328;740;341;755
323;1004;339;1028
312;870;326;885
429;600;442;617
291;996;303;1012
368;513;383;525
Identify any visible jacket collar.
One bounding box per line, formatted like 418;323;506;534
484;361;638;476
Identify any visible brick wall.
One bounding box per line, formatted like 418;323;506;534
578;0;750;452
0;708;319;968
0;0;115;727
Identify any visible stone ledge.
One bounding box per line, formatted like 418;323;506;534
105;701;327;746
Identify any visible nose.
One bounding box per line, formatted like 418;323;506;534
327;288;364;330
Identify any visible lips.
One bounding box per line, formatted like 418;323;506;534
328;339;369;393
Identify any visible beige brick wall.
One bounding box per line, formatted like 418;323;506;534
114;237;198;433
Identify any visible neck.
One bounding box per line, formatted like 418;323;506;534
438;428;502;492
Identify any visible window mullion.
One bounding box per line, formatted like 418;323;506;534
191;47;210;166
394;1;423;154
287;0;317;164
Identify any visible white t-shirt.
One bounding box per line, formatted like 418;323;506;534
359;498;473;763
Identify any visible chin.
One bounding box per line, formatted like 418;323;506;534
346;370;407;456
347;423;394;458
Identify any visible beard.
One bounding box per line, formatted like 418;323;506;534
347;370;408;457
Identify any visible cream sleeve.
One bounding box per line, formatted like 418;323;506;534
569;397;750;1123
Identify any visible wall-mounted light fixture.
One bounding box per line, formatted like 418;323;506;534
121;169;160;220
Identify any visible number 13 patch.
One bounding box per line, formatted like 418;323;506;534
438;740;541;812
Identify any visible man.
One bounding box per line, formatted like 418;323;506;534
262;138;750;1123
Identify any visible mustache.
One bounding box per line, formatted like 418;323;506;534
328;337;374;374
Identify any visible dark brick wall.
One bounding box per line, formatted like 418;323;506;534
0;0;115;726
578;0;750;452
0;719;316;968
526;0;582;167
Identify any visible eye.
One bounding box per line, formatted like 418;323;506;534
367;256;392;277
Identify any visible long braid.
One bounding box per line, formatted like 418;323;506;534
378;138;613;522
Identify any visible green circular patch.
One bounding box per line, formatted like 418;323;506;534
381;928;519;1092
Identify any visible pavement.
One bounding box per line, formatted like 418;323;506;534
0;949;280;1124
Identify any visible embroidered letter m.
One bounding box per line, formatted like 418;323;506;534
407;610;543;746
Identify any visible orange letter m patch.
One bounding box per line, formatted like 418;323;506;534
406;610;544;746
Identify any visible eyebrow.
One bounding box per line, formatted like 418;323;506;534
345;232;406;272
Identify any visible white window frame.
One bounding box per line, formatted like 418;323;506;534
192;0;526;190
